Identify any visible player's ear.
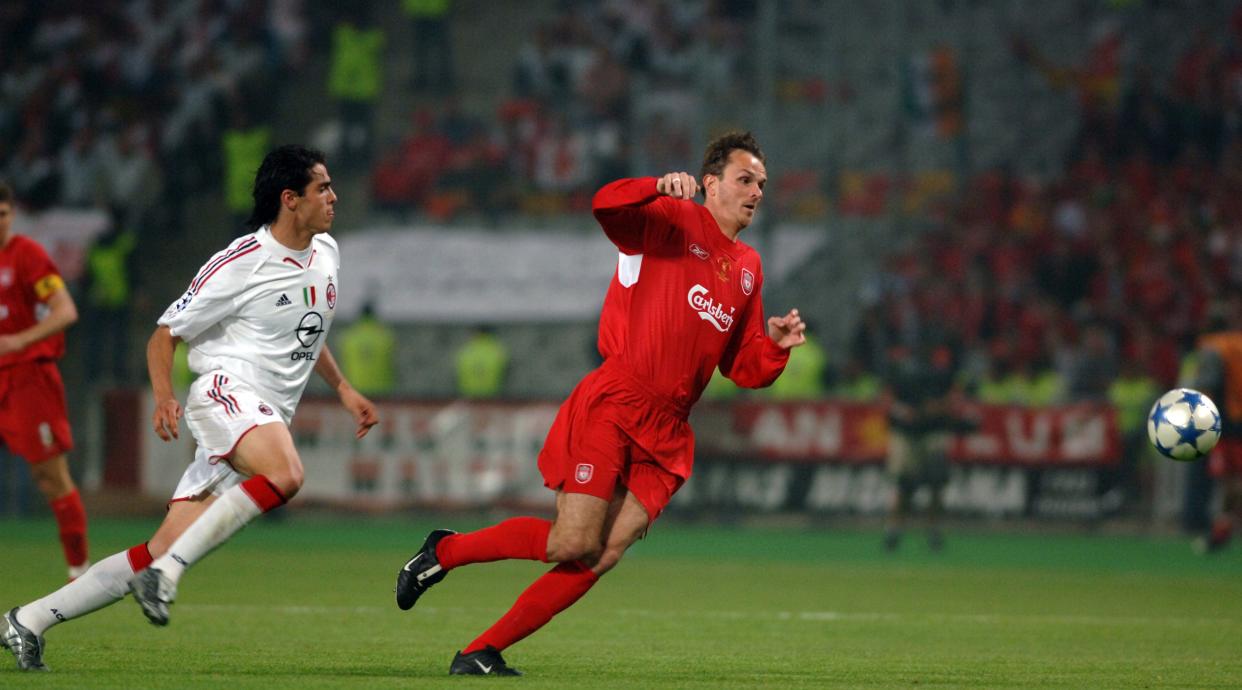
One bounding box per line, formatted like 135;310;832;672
280;188;299;211
702;174;716;198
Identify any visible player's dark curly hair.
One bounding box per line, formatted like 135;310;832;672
245;145;327;230
699;131;765;190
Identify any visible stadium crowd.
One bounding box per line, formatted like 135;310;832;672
0;0;309;226
853;8;1242;405
371;0;752;219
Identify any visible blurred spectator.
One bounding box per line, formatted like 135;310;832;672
82;208;137;383
760;333;828;400
337;302;397;397
1107;357;1161;511
328;17;385;167
221;108;271;229
403;0;453;93
881;325;968;553
455;325;509;399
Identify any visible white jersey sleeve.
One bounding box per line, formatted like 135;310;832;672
158;235;264;342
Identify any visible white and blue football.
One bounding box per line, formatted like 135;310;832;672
1147;388;1222;462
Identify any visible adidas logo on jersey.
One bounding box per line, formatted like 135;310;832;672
276;294;292;306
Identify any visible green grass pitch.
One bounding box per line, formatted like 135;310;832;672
1;515;1241;688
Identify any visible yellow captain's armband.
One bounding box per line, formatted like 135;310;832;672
33;274;65;300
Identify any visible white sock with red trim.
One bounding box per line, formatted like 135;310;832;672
149;476;286;585
17;544;152;635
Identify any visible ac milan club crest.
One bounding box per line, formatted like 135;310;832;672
258;403;274;416
575;463;594;484
741;268;754;295
326;281;336;309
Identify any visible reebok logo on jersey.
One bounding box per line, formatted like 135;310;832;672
689;243;710;260
276;293;292;306
687;284;735;332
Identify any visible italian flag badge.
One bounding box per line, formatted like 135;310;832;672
303;286;316;307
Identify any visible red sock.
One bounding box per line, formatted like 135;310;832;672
49;489;89;567
463;560;599;654
126;542;154;572
437;517;550;570
240;475;287;512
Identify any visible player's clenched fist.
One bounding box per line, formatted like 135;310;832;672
656;172;699;199
153;397;183;441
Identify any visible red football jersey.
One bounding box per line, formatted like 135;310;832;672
592;177;789;411
0;235;67;367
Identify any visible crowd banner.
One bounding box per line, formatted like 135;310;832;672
707;401;1119;465
333;225;826;323
126;396;1122;517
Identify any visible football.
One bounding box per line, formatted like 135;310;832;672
1147;388;1222;462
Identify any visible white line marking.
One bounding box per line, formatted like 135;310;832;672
177;604;1234;627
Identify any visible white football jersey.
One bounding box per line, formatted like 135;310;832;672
159;226;341;420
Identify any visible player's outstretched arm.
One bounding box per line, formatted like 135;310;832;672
147;325;183;441
314;345;379;438
767;308;807;350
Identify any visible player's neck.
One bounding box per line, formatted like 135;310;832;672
268;220;313;251
0;230;11;248
706;206;741;242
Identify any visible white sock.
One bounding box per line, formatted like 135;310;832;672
17;551;135;635
150;483;262;584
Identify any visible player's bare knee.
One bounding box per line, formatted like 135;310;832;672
546;531;602;563
268;470;303;499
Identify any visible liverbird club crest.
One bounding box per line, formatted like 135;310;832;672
575;463;594;484
741;268;754;295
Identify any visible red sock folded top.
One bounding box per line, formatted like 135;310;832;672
437;517;551;570
126;542;154;572
240;475;288;513
50;489;89;567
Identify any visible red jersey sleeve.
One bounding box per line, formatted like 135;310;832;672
19;237;66;302
591;177;683;254
717;265;789;388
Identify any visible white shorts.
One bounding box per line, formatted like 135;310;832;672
171;372;284;502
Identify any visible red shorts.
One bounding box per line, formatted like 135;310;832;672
0;360;73;464
538;364;691;522
1209;437;1242;478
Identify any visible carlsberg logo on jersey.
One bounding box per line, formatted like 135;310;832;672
687;284;735;332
